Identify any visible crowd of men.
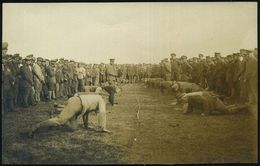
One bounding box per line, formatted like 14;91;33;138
2;41;258;113
159;50;257;105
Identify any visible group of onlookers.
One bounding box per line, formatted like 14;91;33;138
2;41;257;113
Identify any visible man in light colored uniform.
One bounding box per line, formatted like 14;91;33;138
27;89;110;138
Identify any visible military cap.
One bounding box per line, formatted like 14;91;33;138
69;60;75;62
226;55;232;58
109;59;115;63
64;59;68;62
45;59;49;62
50;59;56;62
2;42;8;50
54;59;58;62
42;59;46;62
31;57;36;61
205;56;210;59
59;58;64;61
198;54;204;57
11;54;19;59
181;55;187;59
240;49;249;54
24;56;31;61
37;57;43;61
170;53;176;57
214;52;221;57
27;54;34;58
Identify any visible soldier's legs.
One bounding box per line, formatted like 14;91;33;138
214;98;229;114
56;83;60;98
97;99;107;129
4;97;14;112
13;84;19;106
247;78;257;104
21;87;30;107
239;81;248;103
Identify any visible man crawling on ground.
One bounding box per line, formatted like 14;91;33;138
27;88;111;138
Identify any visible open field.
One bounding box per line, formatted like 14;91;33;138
2;83;257;164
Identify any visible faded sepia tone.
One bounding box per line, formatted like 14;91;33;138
2;2;257;164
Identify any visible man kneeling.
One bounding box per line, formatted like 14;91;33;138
27;93;110;138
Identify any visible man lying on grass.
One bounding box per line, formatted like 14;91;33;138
27;87;111;138
176;91;248;116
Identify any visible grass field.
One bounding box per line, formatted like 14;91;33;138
2;83;258;164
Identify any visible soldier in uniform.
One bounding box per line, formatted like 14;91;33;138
163;58;172;81
225;55;235;98
197;54;208;88
105;59;118;105
213;52;226;95
76;63;86;92
205;56;216;91
243;51;257;105
39;59;48;101
62;59;70;97
106;58;118;85
237;49;249;103
45;60;56;100
180;56;193;81
2;55;15;112
99;63;106;84
19;56;35;107
32;57;45;103
170;53;181;81
10;54;21;107
177;91;248;116
55;60;64;98
127;64;135;83
93;64;100;86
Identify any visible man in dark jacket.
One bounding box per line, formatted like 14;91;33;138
19;56;35;107
177;91;248;116
2;57;15;112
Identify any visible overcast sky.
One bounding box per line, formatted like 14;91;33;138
3;2;257;64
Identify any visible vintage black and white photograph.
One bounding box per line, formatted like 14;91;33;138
2;2;258;164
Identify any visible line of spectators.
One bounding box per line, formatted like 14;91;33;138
2;42;257;113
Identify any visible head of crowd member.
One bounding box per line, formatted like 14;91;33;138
50;60;56;67
64;59;68;64
59;58;64;64
164;58;169;63
214;52;221;60
248;51;256;59
69;60;74;65
240;49;249;56
2;42;8;56
45;59;50;66
253;48;257;58
198;54;204;60
24;56;31;66
37;57;43;65
109;58;115;65
182;55;188;61
13;53;20;62
170;53;176;61
226;55;232;62
31;57;36;65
